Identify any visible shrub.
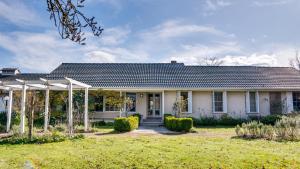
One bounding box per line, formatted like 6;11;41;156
0;125;5;133
163;114;173;126
114;116;139;132
275;116;299;141
130;113;142;123
0;132;84;145
0;112;20;126
235;115;300;141
91;121;106;127
165;116;193;132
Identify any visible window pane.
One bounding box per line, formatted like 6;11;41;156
126;93;136;112
180;92;188;112
250;92;257;112
293;92;300;111
105;96;120;111
214;92;223;112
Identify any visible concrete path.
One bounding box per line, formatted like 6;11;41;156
131;126;178;134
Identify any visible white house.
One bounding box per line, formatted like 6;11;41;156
1;62;300;132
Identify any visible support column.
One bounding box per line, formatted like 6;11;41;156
223;91;228;113
256;91;260;113
84;87;89;132
188;91;193;114
6;90;13;132
245;91;250;113
20;84;26;134
44;88;50;132
286;92;293;113
68;82;73;135
162;91;165;116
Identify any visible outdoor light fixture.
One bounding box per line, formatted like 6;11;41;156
140;93;144;98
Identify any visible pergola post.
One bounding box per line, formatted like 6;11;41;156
20;84;26;134
84;87;89;132
6;89;13;132
44;88;50;132
68;82;73;135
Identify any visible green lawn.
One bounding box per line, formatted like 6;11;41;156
0;127;299;169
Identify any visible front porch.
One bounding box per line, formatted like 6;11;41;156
90;91;166;125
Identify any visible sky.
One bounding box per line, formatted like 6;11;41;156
0;0;300;73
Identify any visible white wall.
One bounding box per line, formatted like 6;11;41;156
227;92;246;118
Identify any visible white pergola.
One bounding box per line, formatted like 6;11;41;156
0;77;91;134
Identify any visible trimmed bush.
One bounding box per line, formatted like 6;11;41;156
114;116;139;132
164;114;174;126
130;113;142;124
165;116;193;132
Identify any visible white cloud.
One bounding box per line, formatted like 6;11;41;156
139;20;234;41
0;30;146;72
253;0;292;7
165;42;242;65
100;26;131;46
203;0;231;16
0;0;41;26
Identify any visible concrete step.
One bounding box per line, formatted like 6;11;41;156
141;121;163;127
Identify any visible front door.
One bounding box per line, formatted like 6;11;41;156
147;93;161;117
270;92;282;114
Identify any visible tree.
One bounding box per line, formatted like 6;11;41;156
203;56;224;66
47;0;104;45
289;50;300;70
172;96;187;118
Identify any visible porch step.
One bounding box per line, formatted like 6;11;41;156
142;118;163;126
141;121;163;127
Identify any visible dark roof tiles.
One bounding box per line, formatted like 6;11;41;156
45;63;300;89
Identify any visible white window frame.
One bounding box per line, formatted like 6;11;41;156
246;91;260;114
177;91;193;114
213;91;227;113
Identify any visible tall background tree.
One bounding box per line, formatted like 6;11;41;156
203;56;224;66
47;0;104;45
289;50;300;70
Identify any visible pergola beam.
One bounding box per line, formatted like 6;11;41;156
65;77;91;88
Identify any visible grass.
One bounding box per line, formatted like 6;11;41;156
0;127;299;169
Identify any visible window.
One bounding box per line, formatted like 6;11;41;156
94;96;104;112
214;92;223;112
105;96;121;111
293;92;300;111
250;92;257;112
180;92;188;112
126;93;136;112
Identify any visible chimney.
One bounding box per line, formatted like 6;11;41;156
171;60;177;64
1;68;20;76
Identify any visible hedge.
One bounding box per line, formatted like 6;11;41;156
164;116;193;132
114;116;139;132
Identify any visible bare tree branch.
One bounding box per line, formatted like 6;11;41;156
47;0;104;45
289;50;300;69
203;56;224;66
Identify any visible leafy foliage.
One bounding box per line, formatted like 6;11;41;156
164;116;193;132
114;116;139;132
0;132;84;145
235;115;300;141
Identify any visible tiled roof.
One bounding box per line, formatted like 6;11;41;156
46;63;300;89
0;73;47;82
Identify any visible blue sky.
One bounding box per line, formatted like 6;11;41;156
0;0;300;72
